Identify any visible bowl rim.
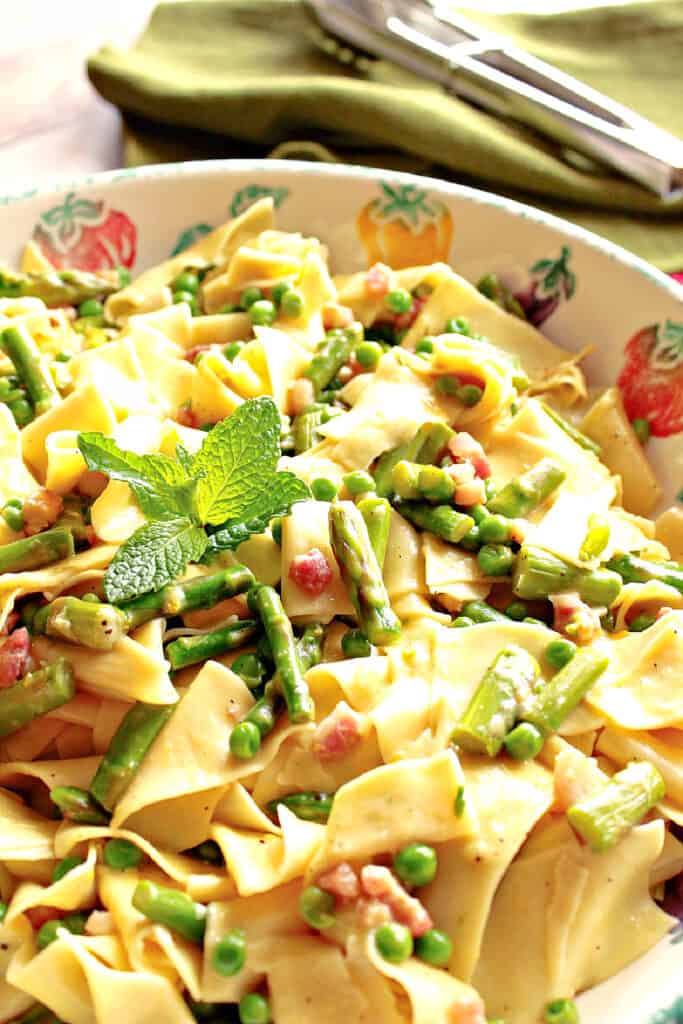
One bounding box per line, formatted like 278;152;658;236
2;157;682;303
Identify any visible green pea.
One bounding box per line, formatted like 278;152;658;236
77;298;103;318
456;384;484;407
354;340;383;370
0;901;6;924
444;316;471;336
238;992;272;1024
311;477;338;502
231;652;268;690
62;912;87;935
0;378;13;400
299;885;336;930
223;341;245;361
343;470;376;497
229;721;262;760
385;288;412;314
414;928;453;967
478;514;510;544
477;543;514;577
544;638;576;670
212;928;247;976
103;838;143;871
52;855;83;884
505;601;529;622
249;299;277;327
458;525;481;552
186;998;218;1020
342;628;372;658
393;842;438;888
271;280;293;306
280;289;305;319
631;417;651;444
436;375;460;397
116;266;132;287
523;616;545;626
172;271;199;295
9;398;34;427
173;291;200;315
270;518;283;546
240;286;263;310
37;919;62;950
190;840;224;866
544;998;579;1024
80;593;100;604
415;336;435;355
628;612;657;632
504;722;544;761
55;351;72;363
2;501;24;532
451;615;475;629
374;922;414;963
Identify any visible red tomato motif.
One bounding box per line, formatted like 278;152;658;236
617;321;683;438
32;192;136;271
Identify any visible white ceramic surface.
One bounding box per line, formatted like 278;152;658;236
1;159;683;1023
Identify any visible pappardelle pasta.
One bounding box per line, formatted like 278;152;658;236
0;197;681;1024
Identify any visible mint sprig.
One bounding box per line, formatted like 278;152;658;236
78;397;310;603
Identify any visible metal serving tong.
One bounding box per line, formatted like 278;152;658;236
305;0;683;198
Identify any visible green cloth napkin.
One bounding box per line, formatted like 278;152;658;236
87;0;683;271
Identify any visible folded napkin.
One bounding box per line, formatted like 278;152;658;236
87;0;683;271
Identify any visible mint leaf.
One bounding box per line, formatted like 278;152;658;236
176;443;194;475
204;472;310;556
78;432;195;521
192;397;281;525
104;518;208;603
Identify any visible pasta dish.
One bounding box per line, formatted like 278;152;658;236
0;197;681;1024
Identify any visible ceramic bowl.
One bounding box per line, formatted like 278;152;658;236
2;159;683;1023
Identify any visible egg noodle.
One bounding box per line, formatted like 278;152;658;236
0;198;681;1024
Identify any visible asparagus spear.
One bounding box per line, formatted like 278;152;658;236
296;622;325;671
247;585;314;723
606;552;683;594
266;791;334;823
293;404;326;454
579;513;610;561
0;659;74;738
90;702;176;810
488;458;566;518
398;501;474;544
118;565;255;627
50;785;110;825
132;880;206;943
523;648;609;738
567;761;665;852
33;596;129;651
357;496;391;569
451;646;540;756
373;423;454;497
0;267;119;306
329;502;402;646
0;325;60;416
303;326;361;394
513;545;622;605
541;402;602;456
392;461;456;504
165;619;258;670
0;526;74;574
461;600;509;625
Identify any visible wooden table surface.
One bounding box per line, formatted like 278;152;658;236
0;0;640;198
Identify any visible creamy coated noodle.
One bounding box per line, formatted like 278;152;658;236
0;198;681;1024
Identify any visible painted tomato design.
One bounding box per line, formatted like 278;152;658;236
618;320;683;438
32;192;136;271
357;184;453;269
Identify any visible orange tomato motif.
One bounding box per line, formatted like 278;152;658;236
357;184;453;269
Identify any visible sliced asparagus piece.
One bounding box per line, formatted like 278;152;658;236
579;513;610;562
329;501;401;646
247;585;314;723
0;324;60;416
392;461;456;504
0;659;74;738
132;880;206;943
373;422;454;497
513;545;622;606
90;702;176;811
460;600;509;625
523;648;609;738
541;402;601;456
303;326;360;394
118;565;255;628
33;596;129;651
0;526;74;574
357;496;391;569
488;458;566;519
266;791;334;823
293;405;326;454
451;646;540;757
398;501;474;544
50;785;110;825
165;619;258;670
606;552;683;595
0;267;119;306
567;761;665;852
